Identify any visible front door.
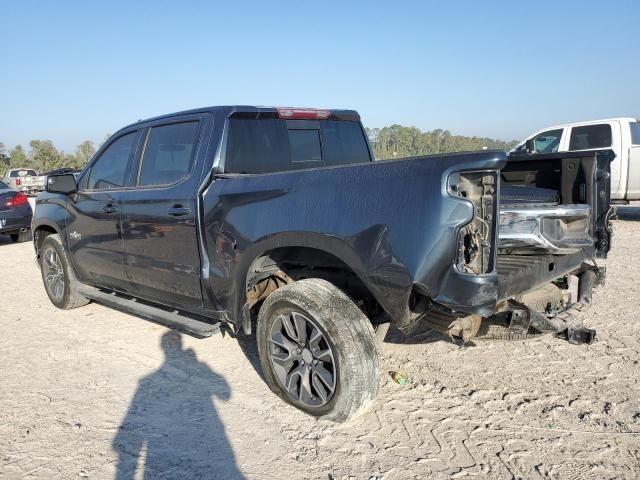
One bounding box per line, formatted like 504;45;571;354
120;120;205;309
67;131;139;290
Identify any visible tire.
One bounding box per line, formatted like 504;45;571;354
39;233;89;309
256;278;380;422
10;229;31;243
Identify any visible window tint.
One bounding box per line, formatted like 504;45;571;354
139;122;199;186
87;132;136;190
322;121;370;166
569;124;612;150
289;129;322;168
0;180;9;189
533;129;563;153
225;119;370;174
226;119;294;174
630;122;640;145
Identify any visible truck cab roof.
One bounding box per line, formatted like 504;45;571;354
126;106;361;130
530;117;637;131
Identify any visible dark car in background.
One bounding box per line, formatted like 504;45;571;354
0;180;33;242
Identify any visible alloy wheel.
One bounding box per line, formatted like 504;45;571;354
268;311;337;408
43;247;65;301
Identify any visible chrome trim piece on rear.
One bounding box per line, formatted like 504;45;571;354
499;204;592;254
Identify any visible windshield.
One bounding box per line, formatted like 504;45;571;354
0;180;9;189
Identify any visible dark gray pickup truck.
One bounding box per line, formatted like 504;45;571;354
33;106;614;421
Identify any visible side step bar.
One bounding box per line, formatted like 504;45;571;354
78;286;221;338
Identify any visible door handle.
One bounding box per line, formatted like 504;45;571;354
168;206;191;217
103;204;118;214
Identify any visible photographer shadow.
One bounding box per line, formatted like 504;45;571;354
112;331;244;479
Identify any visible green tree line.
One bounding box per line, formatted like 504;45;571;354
0;139;99;173
1;125;518;172
366;125;518;160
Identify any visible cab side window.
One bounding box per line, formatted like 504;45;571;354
87;133;136;190
513;129;563;154
569;124;612;151
138;122;200;186
631;122;640;145
533;129;563;153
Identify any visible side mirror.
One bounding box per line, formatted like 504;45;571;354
525;138;535;154
47;174;77;195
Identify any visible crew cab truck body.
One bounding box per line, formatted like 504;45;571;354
33;106;614;421
510;117;640;202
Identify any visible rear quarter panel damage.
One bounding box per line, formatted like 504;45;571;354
201;151;507;323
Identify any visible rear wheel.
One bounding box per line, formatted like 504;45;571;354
257;278;380;422
39;234;89;309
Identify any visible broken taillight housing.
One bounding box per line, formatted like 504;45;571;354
449;172;498;275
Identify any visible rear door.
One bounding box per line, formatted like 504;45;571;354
120;115;210;309
66;130;141;289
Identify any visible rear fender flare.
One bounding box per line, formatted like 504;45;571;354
231;229;413;326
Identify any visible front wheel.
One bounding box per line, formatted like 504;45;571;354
39;233;89;310
257;278;380;422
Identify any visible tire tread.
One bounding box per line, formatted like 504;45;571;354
40;234;89;309
257;278;380;422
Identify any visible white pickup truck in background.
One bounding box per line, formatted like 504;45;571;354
2;168;46;196
510;117;640;203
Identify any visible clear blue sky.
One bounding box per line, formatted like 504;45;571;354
1;0;638;153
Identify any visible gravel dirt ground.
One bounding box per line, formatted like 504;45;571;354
1;203;639;480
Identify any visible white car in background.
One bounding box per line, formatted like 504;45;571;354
510;117;640;203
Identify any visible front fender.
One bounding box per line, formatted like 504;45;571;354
33;193;69;250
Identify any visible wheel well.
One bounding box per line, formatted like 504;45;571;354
34;226;57;256
244;247;387;332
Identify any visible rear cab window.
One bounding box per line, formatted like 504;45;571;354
569;124;612;150
224;117;371;174
9;169;37;177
